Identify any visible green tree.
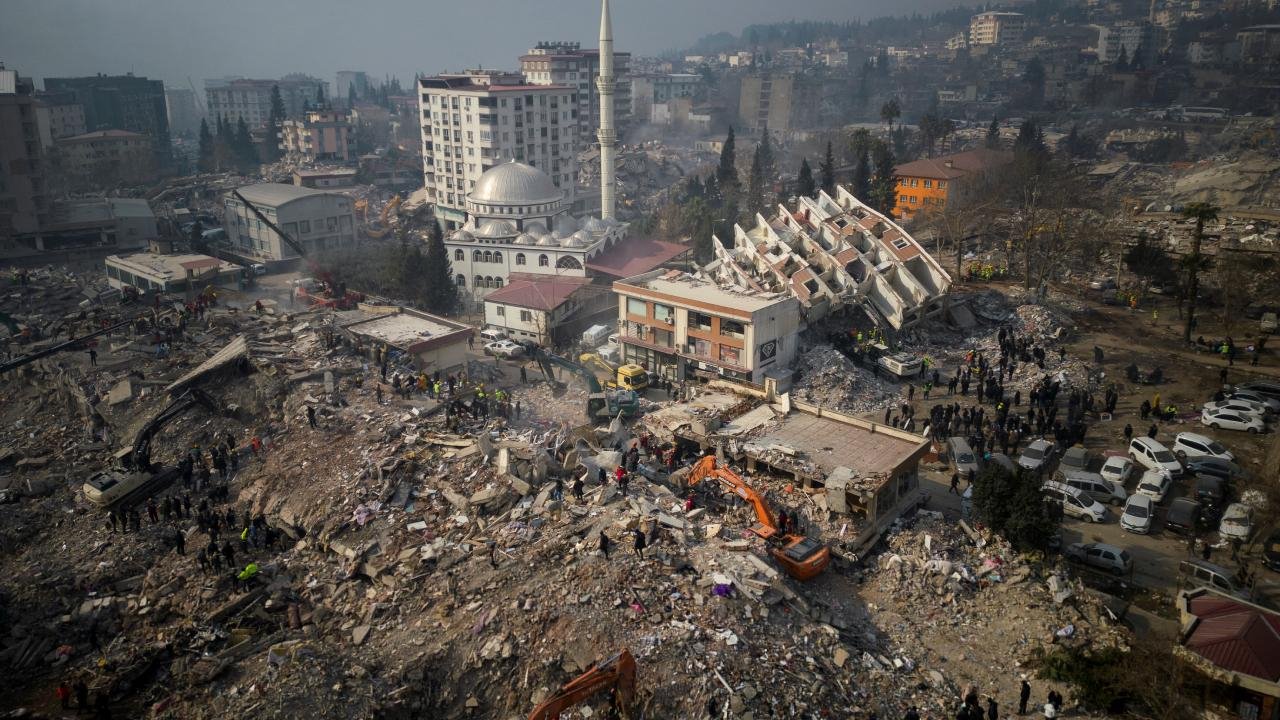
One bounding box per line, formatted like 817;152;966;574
1124;236;1178;289
868;139;897;218
266;85;286;161
315;83;326;108
986;116;1001;149
819;140;836;196
234;117;257;170
747;142;767;218
717;126;738;192
197;118;214;172
757;126;775;181
1022;56;1046;108
879;97;901;133
188;221;206;253
796;158;816;198
1181;202;1219;343
421;217;457;315
347;83;357;108
1014;119;1049;168
971;465;1059;551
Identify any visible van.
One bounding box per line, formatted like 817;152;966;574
1042;480;1108;523
581;324;610;347
1128;437;1183;477
479;327;508;343
948;437;980;479
1057;469;1126;506
1179;559;1249;598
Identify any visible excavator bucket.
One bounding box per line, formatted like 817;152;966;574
527;648;636;720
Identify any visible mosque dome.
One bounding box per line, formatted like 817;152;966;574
468;162;563;206
536;235;560;247
581;217;608;233
451;230;475;243
476;219;516;238
513;233;535;246
525;221;549;237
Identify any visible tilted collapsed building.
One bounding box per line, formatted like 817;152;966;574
706;186;952;330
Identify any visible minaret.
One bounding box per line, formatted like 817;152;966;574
596;0;617;220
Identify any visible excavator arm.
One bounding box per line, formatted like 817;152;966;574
232;189;309;259
527;649;636;720
533;348;604;394
130;388;220;472
688;456;779;541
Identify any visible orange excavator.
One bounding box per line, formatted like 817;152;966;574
527;649;636;720
687;456;831;581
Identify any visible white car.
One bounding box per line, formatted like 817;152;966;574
1120;494;1154;534
483;340;524;359
1172;432;1234;462
1136;469;1173;503
1129;438;1183;477
1218;502;1253;542
1201;407;1265;434
1226;389;1280;414
1099;455;1136;487
1203;399;1271;421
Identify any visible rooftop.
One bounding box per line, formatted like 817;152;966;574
585;237;689;278
293;168;359;178
59;129;147;143
482;275;591;311
615;270;792;318
469;162;563;206
1182;590;1280;684
745;408;930;480
340;307;472;354
894;148;1013;180
106;252;240;281
232;183;337;208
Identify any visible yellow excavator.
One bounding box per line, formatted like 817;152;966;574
363;194;402;239
578;352;649;392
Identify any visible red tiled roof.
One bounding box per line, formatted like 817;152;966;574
1184;594;1280;682
585;238;690;278
482;275;590;311
894;148;1013;180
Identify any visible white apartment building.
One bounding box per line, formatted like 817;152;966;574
969;12;1026;46
223;183;355;261
631;73;701;122
1096;22;1156;64
418;70;579;228
520;41;631;140
205;76;327;129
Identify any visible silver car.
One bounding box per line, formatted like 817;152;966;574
1065;542;1133;576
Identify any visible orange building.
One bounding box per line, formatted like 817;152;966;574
892;148;1011;220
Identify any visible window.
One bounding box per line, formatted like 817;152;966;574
938;181;947;189
909;196;917;204
627;298;647;316
652;328;674;347
653;303;674;324
494;277;503;288
483;251;493;263
690;312;713;332
899;195;909;203
299;220;311;234
496;305;506;317
719;345;742;365
520;310;533;322
515;253;526;265
473;250;482;261
693;338;711;357
556;256;582;270
893;238;911;250
910;179;918;187
475;275;483;287
923;179;933;188
538;254;549;267
454;249;464;261
456;275;466;286
720;319;745;339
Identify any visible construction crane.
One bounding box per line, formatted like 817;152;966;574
231;189;310;259
82;388;223;510
686;456;831;581
527;648;636;720
533;348;640;419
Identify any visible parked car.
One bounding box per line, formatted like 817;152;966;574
1099;455;1136;487
1226;389;1280;414
478;327;508;343
1065;542;1133;576
1184;456;1247;481
1042;480;1108;523
1263;529;1280;573
1201;407;1265;433
1059;447;1095;473
483;340;524;359
949;437;980;479
1179;559;1249;598
1238;380;1280;401
1120;494;1154;534
1129;437;1183;477
1136;469;1173;503
1056;469;1126;506
987;453;1018;474
1019;439;1056;474
1218;502;1254;542
1203;399;1272;421
1194;474;1227;508
1172;432;1234;462
1165;498;1203;536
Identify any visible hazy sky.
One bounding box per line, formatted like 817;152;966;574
3;0;966;90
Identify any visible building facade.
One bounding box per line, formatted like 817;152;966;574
630;73;701;123
34;93;86;148
1097;22;1157;64
164;87;201;137
105;252;242;295
418;71;579;227
335;71;370;104
205;76;327;129
612;270;799;384
892;148;1012;219
55;130;156;189
738;74;817;131
968;12;1026;46
42;74;170;164
520;41;631;140
0;68;49;238
280;109;356;163
223;183;355;261
482;275;594;345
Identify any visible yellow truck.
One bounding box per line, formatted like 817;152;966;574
579;353;649;392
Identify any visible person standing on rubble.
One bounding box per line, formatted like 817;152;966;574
173;528;185;556
146;497;159;524
632;527;646;559
598;530;611;559
73;680;89;711
572;475;584;502
1019;679;1031;714
306;406;317;429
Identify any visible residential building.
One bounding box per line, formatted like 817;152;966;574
482;274;596;345
279;108;356;164
892;148;1012;220
105;252;242;295
418;70;579;227
42;74;170;164
54;130;156;189
335;71;371;104
630;73;701;122
968;12;1026;46
1176;588;1280;720
1238;25;1280;64
164;87;200;136
0;67;49;239
1096;22;1157;65
611;269;799;384
204;76;326;129
707;186;952;330
223;183;355;261
738;73;818;131
443;161;624;302
33;92;86;148
9;198;155;257
292;168;358;189
337;306;472;375
520;41;632;138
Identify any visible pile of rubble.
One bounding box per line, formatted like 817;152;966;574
790;344;900;415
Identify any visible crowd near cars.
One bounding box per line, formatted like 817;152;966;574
955;379;1279;596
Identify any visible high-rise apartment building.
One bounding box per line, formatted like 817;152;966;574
335;71;371;104
417;70;579;228
33;92;86;148
0;67;49;238
520;41;630;140
280;109;356;164
205;75;327;129
968;12;1026;46
738;73;819;131
43;73;171;164
164;87;201;137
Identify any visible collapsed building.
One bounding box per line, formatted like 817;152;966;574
706;186;953;331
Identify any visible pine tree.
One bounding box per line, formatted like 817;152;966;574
1014;119;1047;158
197;119;214;172
422;217;457;314
315;83;326;109
868;139;897;218
852;143;871;200
796;158;816;198
986;116;1001;149
758;125;775;181
348;83;357;109
747;142;766;218
234;117;257;170
819;140;835;196
716;127;737;192
267;85;286;161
